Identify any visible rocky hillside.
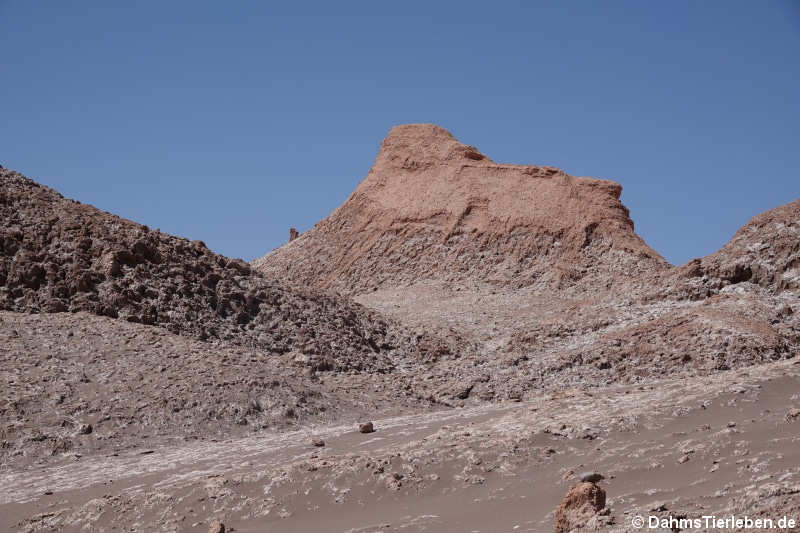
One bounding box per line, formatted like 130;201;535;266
701;198;800;291
665;198;800;300
0;167;451;373
253;124;668;294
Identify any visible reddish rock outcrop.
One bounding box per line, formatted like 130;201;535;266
250;124;800;395
208;520;225;533
555;481;607;533
254;124;667;293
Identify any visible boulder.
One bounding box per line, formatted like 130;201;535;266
555;481;606;533
208;520;225;533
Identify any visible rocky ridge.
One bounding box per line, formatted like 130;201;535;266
665;197;800;299
0;167;455;374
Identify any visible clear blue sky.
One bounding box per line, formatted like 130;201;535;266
2;1;798;265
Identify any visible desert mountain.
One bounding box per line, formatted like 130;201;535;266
252;124;798;397
253;125;799;400
0;166;449;374
254;124;668;294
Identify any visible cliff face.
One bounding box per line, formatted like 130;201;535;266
254;124;667;293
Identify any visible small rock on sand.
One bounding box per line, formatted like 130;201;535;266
311;437;325;447
579;471;604;483
208;519;225;533
359;422;375;433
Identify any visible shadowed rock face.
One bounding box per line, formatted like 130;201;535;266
254;124;668;293
0;168;442;373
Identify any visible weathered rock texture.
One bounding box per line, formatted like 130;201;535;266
0;167;448;373
254;124;667;293
554;481;606;533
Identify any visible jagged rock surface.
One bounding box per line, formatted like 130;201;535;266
0;167;448;373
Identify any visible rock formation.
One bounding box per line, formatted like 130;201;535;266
254;124;667;293
554;481;607;533
252;124;799;399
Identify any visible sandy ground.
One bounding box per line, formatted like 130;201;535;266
3;358;799;532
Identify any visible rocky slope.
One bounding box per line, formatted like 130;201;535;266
0;166;454;374
254;124;668;293
664;197;800;299
0;311;455;467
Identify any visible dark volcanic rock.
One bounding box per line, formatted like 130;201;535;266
579;471;604;483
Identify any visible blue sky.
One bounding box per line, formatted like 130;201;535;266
1;1;798;265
